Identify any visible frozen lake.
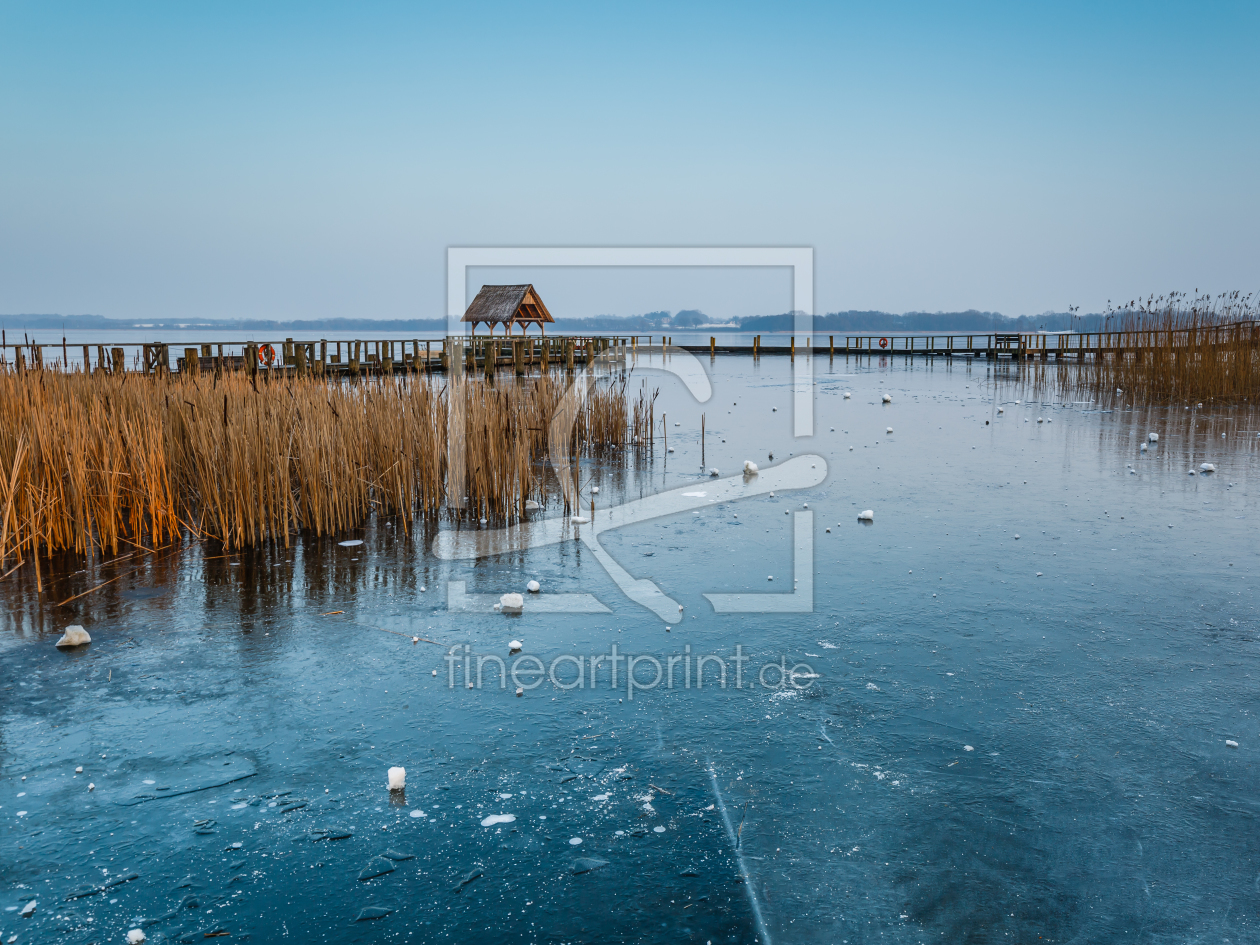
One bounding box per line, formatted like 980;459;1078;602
2;354;1258;943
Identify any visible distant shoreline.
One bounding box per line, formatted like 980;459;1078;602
0;309;1113;333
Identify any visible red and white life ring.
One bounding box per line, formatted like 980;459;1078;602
258;344;276;366
878;337;889;349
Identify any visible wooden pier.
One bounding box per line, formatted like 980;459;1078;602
693;325;1259;360
1;324;1254;376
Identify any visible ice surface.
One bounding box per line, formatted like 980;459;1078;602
2;357;1258;945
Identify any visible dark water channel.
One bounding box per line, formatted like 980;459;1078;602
3;355;1259;944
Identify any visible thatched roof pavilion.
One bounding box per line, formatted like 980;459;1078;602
462;284;555;335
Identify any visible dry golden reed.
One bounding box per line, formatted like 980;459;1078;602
1047;291;1259;405
0;368;642;563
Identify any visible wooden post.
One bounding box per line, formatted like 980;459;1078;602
829;335;834;359
566;338;575;371
111;348;124;374
96;345;107;373
81;345;90;373
184;347;199;375
295;343;308;376
513;339;525;376
33;346;43;370
790;337;795;361
710;336;715;358
350;340;361;376
382;340;393;376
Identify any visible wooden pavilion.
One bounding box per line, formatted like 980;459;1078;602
461;284;555;335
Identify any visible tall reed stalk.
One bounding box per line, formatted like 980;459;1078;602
1054;291;1259;404
0;369;644;563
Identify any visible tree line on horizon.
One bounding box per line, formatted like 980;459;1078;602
2;308;1124;333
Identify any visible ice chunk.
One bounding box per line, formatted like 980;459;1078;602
886;427;893;434
571;857;609;874
1226;740;1239;748
358;856;396;880
387;767;405;792
882;394;892;403
500;593;524;614
524;499;540;511
55;625;91;648
338;539;363;547
127;930;146;944
1200;463;1216;473
509;640;523;653
1148;432;1158;442
569;836;583;845
20;900;35;917
481;814;516;827
857;510;874;521
708;468;719;477
743;461;758;476
844;392;851;399
526;580;540;593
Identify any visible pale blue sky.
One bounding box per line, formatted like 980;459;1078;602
1;1;1256;321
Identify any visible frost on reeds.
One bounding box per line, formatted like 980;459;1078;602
0;370;644;563
1040;291;1260;405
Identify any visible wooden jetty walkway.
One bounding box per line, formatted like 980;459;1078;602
1;325;1254;376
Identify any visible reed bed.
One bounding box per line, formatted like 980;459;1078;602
0;369;644;565
1051;291;1259;405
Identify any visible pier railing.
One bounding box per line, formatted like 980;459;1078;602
0;335;656;376
0;324;1254;374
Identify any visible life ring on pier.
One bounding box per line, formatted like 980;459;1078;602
258;344;276;366
878;337;889;349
